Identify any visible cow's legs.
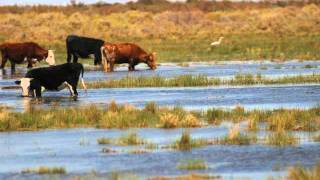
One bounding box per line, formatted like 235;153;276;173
0;55;7;69
10;61;16;73
34;87;42;98
109;61;114;72
27;58;33;68
129;59;137;71
94;51;101;65
66;49;72;63
61;82;75;97
72;54;78;63
65;80;79;98
128;58;135;71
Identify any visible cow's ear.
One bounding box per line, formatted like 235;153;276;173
15;80;21;85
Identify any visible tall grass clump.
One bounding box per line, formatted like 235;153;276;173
205;105;247;124
288;163;320;180
97;137;112;145
215;124;257;145
117;132;146;145
247;110;271;131
144;101;158;114
267;108;319;131
266;131;298;146
158;106;201;128
97;132;156;147
177;159;208;170
22;166;66;174
171;130;209;151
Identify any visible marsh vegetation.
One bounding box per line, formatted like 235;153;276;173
0;2;320;63
1;102;319;132
21;166;66;174
97;132;151;146
85;73;320;89
177;159;208;170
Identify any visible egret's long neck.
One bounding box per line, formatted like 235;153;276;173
219;38;223;43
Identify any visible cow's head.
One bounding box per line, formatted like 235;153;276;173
15;78;33;97
145;52;157;70
15;78;42;97
104;44;117;61
45;50;55;66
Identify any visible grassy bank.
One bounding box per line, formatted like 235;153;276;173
288;163;320;180
85;73;320;89
0;102;319;132
0;3;320;63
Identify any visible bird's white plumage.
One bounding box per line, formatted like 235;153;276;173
210;37;224;47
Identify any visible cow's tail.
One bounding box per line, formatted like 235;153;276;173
80;64;87;93
100;46;108;72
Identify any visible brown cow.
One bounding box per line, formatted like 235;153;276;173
101;43;156;72
0;42;55;72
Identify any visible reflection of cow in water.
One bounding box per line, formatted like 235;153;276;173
0;42;55;72
101;43;157;72
66;35;105;65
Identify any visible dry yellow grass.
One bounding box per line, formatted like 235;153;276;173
0;4;319;62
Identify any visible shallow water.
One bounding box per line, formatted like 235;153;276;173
1;61;320;86
0;127;319;180
1;84;319;111
1;61;319;179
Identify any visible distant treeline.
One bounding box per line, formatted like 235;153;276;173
0;0;319;15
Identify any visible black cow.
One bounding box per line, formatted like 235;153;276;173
15;63;86;98
66;35;105;65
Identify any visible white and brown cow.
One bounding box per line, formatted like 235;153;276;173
0;42;55;72
15;63;86;98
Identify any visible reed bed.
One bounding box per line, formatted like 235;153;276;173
22;166;66;174
266;131;299;146
97;132;151;146
177;159;208;170
84;73;320;89
149;173;221;180
214;124;257;145
169;131;211;151
0;102;319;132
288;163;320;180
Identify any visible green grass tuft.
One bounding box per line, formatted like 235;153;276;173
288;163;320;180
171;130;210;151
97;137;112;145
22;166;66;174
177;159;208;170
266;131;298;146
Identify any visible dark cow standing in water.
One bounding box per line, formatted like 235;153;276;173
0;42;55;71
66;35;105;65
101;43;157;72
15;63;86;98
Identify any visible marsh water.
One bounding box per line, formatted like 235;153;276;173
0;127;319;180
0;61;320;111
1;85;320;111
1;61;320;84
0;61;319;179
